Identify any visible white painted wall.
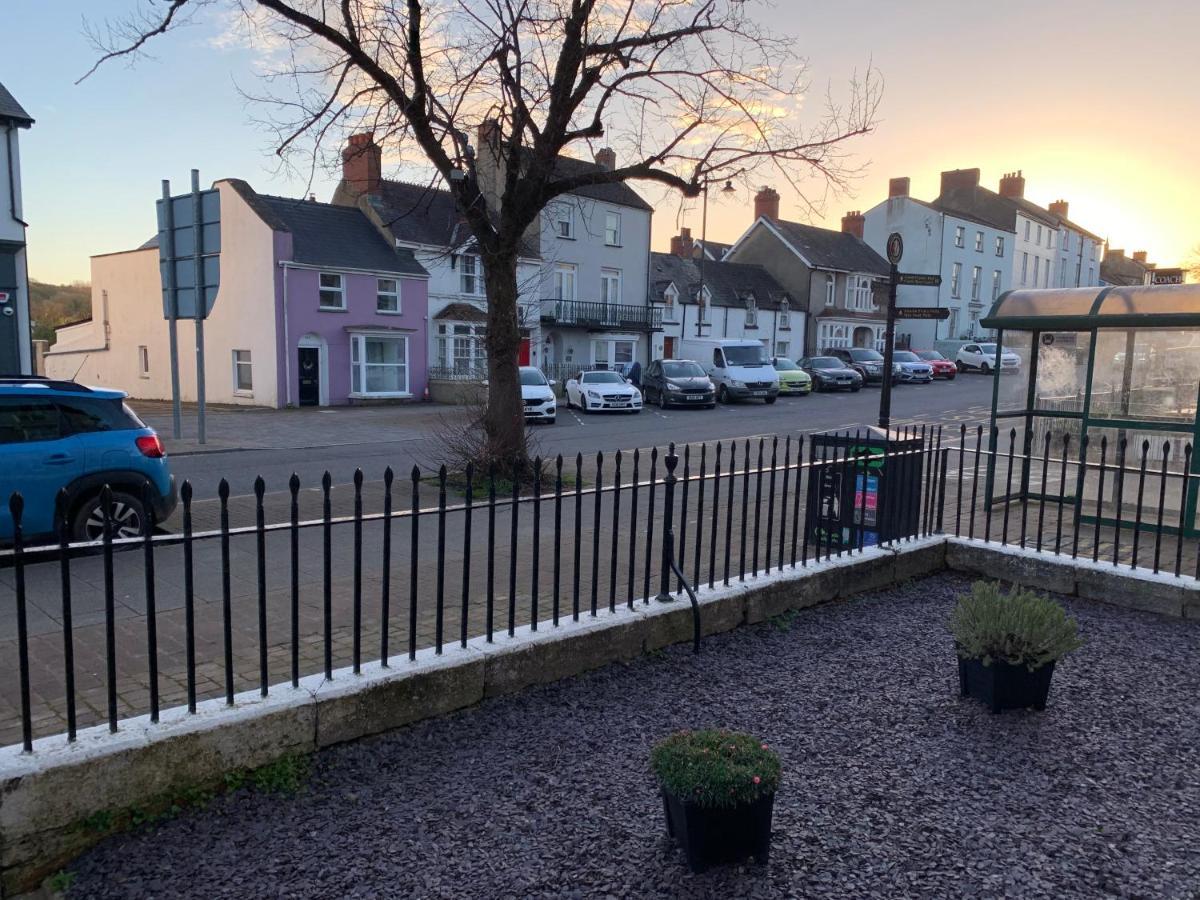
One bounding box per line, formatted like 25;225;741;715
46;181;281;405
651;302;800;361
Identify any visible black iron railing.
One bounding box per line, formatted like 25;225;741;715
1;424;1196;753
540;299;663;330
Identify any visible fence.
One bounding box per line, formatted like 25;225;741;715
1;423;1197;752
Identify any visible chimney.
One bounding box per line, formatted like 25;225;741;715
888;177;910;198
1107;248;1126;261
754;187;780;222
998;170;1026;199
939;168;981;196
1048;199;1069;219
477;118;501;150
342;133;382;197
669;227;694;259
841;210;865;240
1132;251;1148;264
594;147;616;172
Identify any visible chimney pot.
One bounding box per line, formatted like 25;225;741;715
1132;251;1148;264
754;187;780;222
999;170;1026;199
1048;199;1069;219
594;147;616;171
669;228;694;259
841;210;865;240
888;177;910;199
342;132;382;197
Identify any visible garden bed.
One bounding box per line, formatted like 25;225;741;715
64;573;1200;898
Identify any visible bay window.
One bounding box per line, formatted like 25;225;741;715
350;333;410;396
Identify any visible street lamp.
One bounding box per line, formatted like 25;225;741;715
688;180;736;337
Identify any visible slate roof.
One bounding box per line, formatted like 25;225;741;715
0;82;32;126
764;219;891;276
697;239;732;261
934;185;1023;233
541;153;653;211
225;180;426;276
371;181;467;248
649;252;791;309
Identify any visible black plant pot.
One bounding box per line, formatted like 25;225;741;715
661;789;774;873
958;656;1056;713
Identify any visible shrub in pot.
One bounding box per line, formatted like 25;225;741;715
650;729;781;872
950;581;1083;713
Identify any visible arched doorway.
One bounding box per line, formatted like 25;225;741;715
853;326;874;349
296;333;328;407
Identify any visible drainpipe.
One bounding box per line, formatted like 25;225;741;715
280;261;292;407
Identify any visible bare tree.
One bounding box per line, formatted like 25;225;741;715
90;0;880;475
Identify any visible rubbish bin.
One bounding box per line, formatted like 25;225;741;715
805;427;925;550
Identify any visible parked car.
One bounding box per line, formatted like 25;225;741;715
889;350;935;384
0;377;176;543
564;370;643;413
825;347;892;385
798;356;863;392
956;342;1021;374
912;349;957;379
642;359;716;409
519;366;556;424
770;357;813;396
676;338;779;404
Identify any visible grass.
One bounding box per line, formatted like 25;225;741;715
47;870;76;894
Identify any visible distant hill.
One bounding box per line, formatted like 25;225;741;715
29;281;92;344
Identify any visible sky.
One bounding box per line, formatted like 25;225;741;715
6;0;1199;284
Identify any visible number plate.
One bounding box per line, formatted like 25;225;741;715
686;396;703;401
751;391;767;397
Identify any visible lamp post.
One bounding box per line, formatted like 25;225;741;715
689;180;737;335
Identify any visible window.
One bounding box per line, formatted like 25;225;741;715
137;346;150;378
1024;220;1031;241
1044;262;1051;288
995;235;1005;257
696;287;709;323
1088;266;1095;286
817;322;851;350
233;350;253;393
824;273;835;307
319;273;345;310
775;341;789;357
1021;252;1029;284
1047;231;1055;251
992;269;1002;301
1036;224;1043;245
604;211;621;246
1063;232;1071;253
436;322;487;372
600;269;622;305
662;284;677;318
970;266;981;302
713;349;725;368
974;231;984;253
1032;255;1040;285
554;205;574;238
459;255;482;295
553;264;576;301
592;337;635;368
744;296;757;327
946;308;959;339
846;275;873;311
351;334;409;395
377;278;400;313
0;398;60;444
950;262;962;298
954;226;965;248
779;300;790;330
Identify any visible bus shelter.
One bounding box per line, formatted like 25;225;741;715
979;283;1200;538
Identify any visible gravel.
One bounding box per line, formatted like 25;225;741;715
66;573;1200;899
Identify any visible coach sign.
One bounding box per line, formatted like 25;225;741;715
1151;268;1185;286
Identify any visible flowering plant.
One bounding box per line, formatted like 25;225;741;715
651;729;781;809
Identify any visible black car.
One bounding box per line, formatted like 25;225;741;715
824;347;892;384
799;356;864;392
642;359;716;409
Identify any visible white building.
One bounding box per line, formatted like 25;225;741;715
0;82;33;374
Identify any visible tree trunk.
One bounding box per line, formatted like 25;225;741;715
482;248;528;477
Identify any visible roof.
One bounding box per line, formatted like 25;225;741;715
762;219;890;276
0;82;32;126
1100;252;1152;287
981;284;1200;331
649;252;791;309
697;239;732;261
0;377;123;399
372;181;468;248
225;180;426;276
434;302;488;322
934;185;1024;233
541;153;653;211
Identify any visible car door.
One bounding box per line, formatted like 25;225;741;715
0;397;84;539
566;374;581;406
645;361;661;400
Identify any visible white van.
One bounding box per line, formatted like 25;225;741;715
676;338;779;404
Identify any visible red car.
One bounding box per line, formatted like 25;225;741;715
913;350;957;379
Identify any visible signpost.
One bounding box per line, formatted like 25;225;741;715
894;307;950;320
896;273;942;287
157;171;220;443
879;234;903;429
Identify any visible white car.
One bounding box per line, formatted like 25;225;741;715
956;342;1021;374
520;366;556;424
565;370;643;413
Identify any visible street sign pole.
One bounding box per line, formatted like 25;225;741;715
191;170;207;445
161;179;182;440
879;233;903;430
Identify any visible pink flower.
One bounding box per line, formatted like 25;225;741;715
761;743;769;750
753;776;761;785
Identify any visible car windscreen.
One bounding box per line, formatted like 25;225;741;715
810;357;841;369
916;351;944;360
849;349;883;361
773;358;800;371
581;372;624;384
978;344;997;354
722;345;769;366
892;351;920;363
662;361;705;378
519;369;548;387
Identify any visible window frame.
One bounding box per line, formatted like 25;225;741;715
600;268;622;306
974;231;984;253
459;254;483;296
604;211;621;246
0;397;63;445
318;272;346;310
970;265;981;302
991;269;1002;301
950;262;962;299
824;273;836;307
376;277;401;313
137;345;150;379
779;299;790;330
553;263;577;302
954;226;965;248
995;235;1005;257
554;205;574;239
350;333;411;397
232;349;254;394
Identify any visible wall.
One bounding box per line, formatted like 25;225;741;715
652;302;800;362
724;221;814;352
46;181;281;406
1012;212;1055;291
1;123;32;373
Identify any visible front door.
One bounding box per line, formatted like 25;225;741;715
298;347;320;406
518;338;531;366
664;336;676;359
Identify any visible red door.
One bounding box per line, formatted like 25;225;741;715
518;338;531;365
663;337;675;359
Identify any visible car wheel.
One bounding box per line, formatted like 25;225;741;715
73;490;148;542
658;391;669;410
850;384;861;393
980;362;991;375
764;395;777;405
717;385;730;404
956;361;967;373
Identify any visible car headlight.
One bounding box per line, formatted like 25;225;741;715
665;381;684;392
587;390;600;398
729;379;746;389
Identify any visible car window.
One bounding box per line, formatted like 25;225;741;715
964;345;977;353
713;349;725;368
0;398;63;444
978;344;997;353
892;351;920;363
810;357;840;369
662;361;705;378
773;358;799;371
849;349;883;361
57;397;138;434
518;369;548;387
581;372;624;384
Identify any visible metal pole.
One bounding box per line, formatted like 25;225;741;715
161;179;182;440
878;262;898;429
696;184;707;336
191;170;207;445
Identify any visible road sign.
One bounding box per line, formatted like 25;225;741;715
896;272;942;287
886;233;904;265
1151;268;1184;285
157;185;221;320
894;307;950;320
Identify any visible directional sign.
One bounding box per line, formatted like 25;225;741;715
896;272;942;287
157;185;221;319
886;232;904;265
895;307;950;320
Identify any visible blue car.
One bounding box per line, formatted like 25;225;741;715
0;377;176;543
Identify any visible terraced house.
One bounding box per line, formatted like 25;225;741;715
0;81;33;375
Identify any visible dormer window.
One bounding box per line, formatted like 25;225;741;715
663;284;678;317
743;295;757;327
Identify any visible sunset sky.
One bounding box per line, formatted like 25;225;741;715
6;0;1198;283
